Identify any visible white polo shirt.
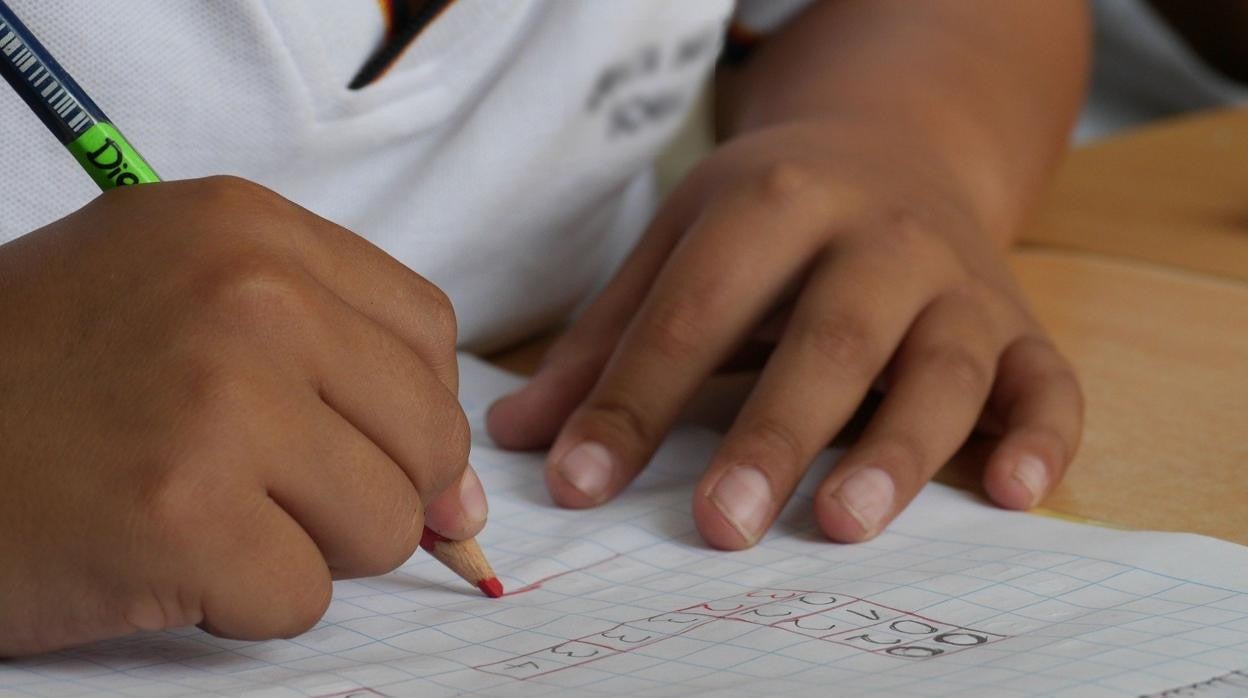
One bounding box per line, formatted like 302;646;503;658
0;1;808;351
1079;0;1248;141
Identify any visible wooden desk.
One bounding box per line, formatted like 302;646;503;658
489;109;1248;545
1025;107;1248;282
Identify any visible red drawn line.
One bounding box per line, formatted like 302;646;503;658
501;553;624;597
474;587;1011;681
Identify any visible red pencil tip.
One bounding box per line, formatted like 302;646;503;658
478;577;504;598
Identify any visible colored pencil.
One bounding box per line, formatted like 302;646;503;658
0;1;159;189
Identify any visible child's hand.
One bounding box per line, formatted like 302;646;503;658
0;177;480;656
488;120;1083;549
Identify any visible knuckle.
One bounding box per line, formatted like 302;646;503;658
195;175;283;211
1014;337;1081;388
189;176;306;248
132;456;238;565
1044;358;1081;391
1047;361;1085;420
198;256;316;332
958;280;1027;327
799;314;877;375
740;417;806;475
420;282;459;344
134;464;202;547
417;401;472;496
436;408;473;485
273;575;333;638
143;383;260;538
447;407;472;464
920;343;992;394
121;590;199;634
869;208;943;260
358;514;423;578
748;161;829;212
871;434;929;488
646;292;713;361
1065;370;1086;416
582;398;655;449
943;279;995;309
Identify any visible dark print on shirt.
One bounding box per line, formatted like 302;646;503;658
587;25;722;139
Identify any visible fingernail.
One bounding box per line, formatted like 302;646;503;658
555;442;615;500
1012;456;1048;508
459;467;488;525
835;468;894;537
710;466;772;544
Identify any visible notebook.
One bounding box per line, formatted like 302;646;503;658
3;356;1245;697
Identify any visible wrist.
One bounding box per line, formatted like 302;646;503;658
726;113;1018;248
720;79;1054;247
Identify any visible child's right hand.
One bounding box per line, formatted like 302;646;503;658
0;177;480;656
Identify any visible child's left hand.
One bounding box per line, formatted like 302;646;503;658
487;118;1083;549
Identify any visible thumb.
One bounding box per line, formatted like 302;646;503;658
422;465;489;541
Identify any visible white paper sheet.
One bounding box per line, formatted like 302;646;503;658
3;356;1246;697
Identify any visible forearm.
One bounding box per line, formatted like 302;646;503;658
717;0;1090;242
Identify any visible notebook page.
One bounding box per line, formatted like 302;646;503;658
2;356;1246;697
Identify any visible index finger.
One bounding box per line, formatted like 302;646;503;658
545;185;831;508
211;177;464;394
300;218;461;392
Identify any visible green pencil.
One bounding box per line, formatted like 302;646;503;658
0;1;160;189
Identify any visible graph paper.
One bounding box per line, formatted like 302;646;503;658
2;356;1246;697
